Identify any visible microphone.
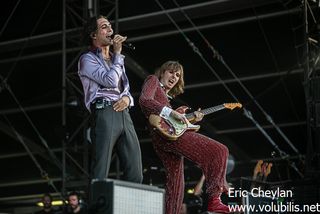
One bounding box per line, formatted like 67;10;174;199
109;35;136;50
123;41;136;50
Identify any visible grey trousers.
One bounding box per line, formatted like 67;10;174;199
90;106;143;183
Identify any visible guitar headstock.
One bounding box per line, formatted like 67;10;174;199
261;162;268;174
253;160;263;177
264;163;273;177
224;103;242;110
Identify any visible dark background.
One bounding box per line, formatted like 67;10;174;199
0;0;319;213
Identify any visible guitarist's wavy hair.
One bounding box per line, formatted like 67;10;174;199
155;61;184;98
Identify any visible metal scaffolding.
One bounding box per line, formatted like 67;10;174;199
0;0;318;211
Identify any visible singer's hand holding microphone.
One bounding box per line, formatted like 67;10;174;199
110;34;135;52
112;34;127;54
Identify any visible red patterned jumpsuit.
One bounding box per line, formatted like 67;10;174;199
139;75;229;214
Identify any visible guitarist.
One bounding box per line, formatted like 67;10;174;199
139;61;231;214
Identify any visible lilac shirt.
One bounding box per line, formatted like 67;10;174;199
78;47;134;111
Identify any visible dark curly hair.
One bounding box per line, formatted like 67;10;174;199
82;15;108;46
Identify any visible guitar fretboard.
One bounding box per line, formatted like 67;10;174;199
185;104;225;119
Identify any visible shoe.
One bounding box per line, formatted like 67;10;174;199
207;196;230;213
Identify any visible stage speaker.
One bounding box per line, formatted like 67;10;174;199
90;179;165;214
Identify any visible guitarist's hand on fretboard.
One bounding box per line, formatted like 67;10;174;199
191;108;204;123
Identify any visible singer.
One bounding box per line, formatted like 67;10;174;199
78;15;143;184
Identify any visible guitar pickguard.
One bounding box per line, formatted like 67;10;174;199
166;116;188;136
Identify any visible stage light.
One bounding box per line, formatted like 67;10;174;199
37;200;66;206
187;188;194;194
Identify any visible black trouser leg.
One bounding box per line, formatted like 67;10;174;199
116;109;143;183
91;106;120;180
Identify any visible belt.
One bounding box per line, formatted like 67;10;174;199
91;98;115;110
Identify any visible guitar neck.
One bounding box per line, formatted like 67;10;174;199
185;104;225;120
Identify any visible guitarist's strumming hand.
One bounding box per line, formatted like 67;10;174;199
170;110;188;124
